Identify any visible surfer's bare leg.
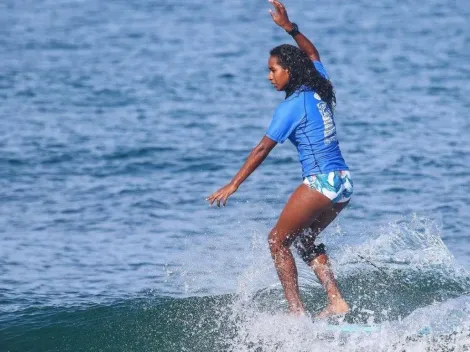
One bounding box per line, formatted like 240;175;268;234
312;254;349;318
307;202;350;318
268;184;332;315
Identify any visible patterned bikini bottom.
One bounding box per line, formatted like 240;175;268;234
303;170;353;204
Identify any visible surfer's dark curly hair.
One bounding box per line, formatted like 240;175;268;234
270;44;336;108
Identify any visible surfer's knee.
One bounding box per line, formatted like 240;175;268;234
268;228;294;256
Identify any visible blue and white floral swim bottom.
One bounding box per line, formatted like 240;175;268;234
303;170;353;204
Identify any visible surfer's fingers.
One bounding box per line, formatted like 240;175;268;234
273;0;286;13
209;196;218;207
210;192;219;207
208;184;235;207
207;193;219;206
274;0;285;9
268;0;279;13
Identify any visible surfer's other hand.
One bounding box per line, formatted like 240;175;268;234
206;183;238;207
269;0;292;30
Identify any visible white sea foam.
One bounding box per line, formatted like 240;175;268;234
222;215;470;351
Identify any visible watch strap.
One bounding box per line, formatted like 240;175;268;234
287;23;300;36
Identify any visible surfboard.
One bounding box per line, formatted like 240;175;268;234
325;324;432;335
325;323;380;333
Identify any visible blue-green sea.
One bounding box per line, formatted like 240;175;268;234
1;0;470;351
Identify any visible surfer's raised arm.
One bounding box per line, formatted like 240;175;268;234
269;0;321;62
206;136;277;207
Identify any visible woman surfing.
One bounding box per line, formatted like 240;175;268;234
207;0;352;319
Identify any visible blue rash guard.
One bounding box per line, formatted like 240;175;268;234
265;61;349;179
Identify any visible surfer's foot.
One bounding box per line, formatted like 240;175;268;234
315;299;349;319
289;307;307;317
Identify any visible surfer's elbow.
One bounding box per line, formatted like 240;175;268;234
254;143;268;155
254;137;276;157
252;144;271;162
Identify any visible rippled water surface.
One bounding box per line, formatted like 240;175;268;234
1;0;470;350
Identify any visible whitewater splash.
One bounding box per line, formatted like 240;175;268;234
3;216;470;351
221;215;470;352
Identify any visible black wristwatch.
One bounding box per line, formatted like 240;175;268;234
286;22;300;36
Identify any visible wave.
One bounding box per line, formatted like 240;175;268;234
2;216;470;351
2;293;470;352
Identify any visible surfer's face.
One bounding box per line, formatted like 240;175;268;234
268;56;289;91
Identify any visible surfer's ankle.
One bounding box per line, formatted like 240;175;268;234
328;293;346;305
329;300;349;314
288;303;306;316
332;295;349;306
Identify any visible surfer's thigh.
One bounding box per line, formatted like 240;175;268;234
269;184;332;248
298;169;353;243
310;201;349;236
294;201;350;265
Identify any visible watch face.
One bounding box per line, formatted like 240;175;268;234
286;23;299;35
289;23;299;35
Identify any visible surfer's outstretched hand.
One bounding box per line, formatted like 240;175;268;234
269;0;291;29
206;183;238;207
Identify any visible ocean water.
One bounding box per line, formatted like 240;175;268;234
1;0;470;351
